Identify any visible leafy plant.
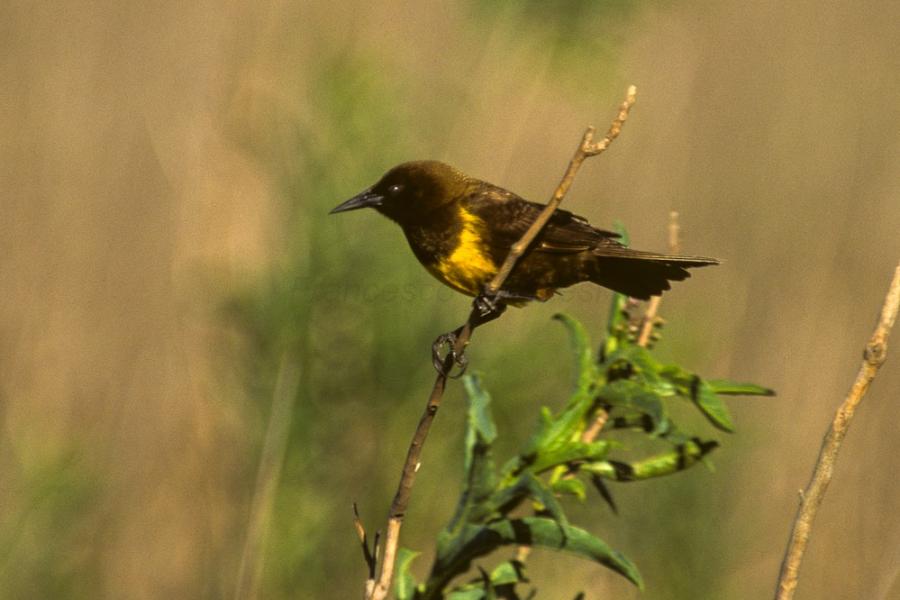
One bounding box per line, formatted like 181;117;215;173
394;293;773;599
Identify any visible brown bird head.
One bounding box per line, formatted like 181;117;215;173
331;160;468;223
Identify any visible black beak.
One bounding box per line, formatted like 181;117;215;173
330;189;384;214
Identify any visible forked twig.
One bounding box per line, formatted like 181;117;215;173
486;86;638;295
774;264;900;599
364;86;638;600
354;503;380;598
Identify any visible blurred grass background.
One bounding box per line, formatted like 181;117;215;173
2;0;900;598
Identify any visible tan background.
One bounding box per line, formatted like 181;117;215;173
2;1;899;598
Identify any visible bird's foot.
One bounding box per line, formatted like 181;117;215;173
431;291;533;377
474;293;503;319
432;329;469;378
474;290;538;319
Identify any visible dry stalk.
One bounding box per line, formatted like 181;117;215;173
637;211;680;347
775;264;900;599
354;502;380;598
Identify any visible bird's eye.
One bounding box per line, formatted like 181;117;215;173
388;184;403;196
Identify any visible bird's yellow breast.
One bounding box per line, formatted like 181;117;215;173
426;209;497;296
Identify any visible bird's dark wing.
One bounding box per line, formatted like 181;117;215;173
462;182;622;254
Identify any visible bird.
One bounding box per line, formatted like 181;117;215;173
330;160;718;311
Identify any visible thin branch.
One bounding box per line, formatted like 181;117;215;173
354;503;380;598
366;86;638;600
637;211;681;347
485;85;638;295
774;264;900;600
580;410;610;443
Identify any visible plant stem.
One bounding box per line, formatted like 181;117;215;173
774;264;900;599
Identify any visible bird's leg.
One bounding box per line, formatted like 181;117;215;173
431;298;510;377
474;289;539;318
432;326;469;378
473;293;502;319
432;291;530;377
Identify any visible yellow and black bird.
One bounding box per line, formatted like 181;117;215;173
331;160;718;309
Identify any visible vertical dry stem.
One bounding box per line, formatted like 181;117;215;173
774;264;900;599
637;211;680;347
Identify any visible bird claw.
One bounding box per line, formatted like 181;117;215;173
431;292;522;377
474;293;502;318
432;330;468;378
474;290;537;319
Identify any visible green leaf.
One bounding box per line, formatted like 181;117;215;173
446;375;499;534
477;471;571;524
605;345;671;391
553;313;597;392
490;560;527;586
395;547;420;600
531;440;612;475
463;374;498;474
692;378;735;432
463;374;498;496
602;292;629;357
445;561;527;600
707;379;776;396
520;472;568;525
656;363;696;395
484;517;643;589
473;477;523;522
431;517;642;593
596;380;668;434
520;411;600;470
585;438;720;481
552;477;587;501
657;423;694;446
656;366;737;432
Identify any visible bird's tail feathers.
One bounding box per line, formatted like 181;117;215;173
591;247;720;267
587;250;718;300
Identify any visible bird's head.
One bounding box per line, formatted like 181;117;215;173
330;161;468;223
